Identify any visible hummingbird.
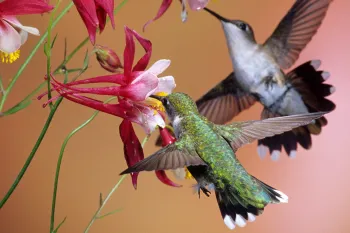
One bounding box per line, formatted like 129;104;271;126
195;0;336;160
121;92;327;229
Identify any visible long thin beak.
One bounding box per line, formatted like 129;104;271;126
150;95;163;101
203;7;230;22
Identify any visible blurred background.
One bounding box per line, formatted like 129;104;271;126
1;0;350;232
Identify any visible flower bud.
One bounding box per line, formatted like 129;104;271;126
94;45;122;73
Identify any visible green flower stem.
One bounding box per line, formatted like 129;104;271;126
0;97;63;208
49;97;116;233
0;1;74;112
83;175;127;233
84;134;149;233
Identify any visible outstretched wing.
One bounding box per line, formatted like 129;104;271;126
264;0;332;69
214;112;328;151
120;140;206;175
196;72;256;124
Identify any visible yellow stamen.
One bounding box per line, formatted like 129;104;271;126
0;50;20;64
184;167;193;179
154;92;168;97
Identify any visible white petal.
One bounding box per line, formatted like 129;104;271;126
154;76;176;94
0;20;21;53
2;16;39;36
224;215;235;230
20;30;28;45
147;59;171;76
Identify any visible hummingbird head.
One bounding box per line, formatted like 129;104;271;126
204;7;256;44
150;92;199;122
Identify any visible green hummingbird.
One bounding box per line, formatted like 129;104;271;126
120;92;327;229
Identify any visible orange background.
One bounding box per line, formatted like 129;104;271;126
1;0;350;232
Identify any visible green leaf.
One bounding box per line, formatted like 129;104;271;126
97;208;123;219
51;33;59;49
52;217;67;233
3;99;32;116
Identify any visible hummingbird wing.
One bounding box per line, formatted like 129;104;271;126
196;72;257;124
214;112;327;151
263;0;332;69
120;140;206;175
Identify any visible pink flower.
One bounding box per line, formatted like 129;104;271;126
41;26;176;189
73;0;115;44
144;0;210;30
0;0;53;53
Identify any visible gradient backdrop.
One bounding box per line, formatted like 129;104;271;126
1;0;350;232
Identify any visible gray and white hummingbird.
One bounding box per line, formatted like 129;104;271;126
196;0;336;160
121;92;328;230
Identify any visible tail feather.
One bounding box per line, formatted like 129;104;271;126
216;177;287;229
258;60;335;159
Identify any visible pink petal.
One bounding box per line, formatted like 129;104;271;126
0;19;21;53
95;6;107;32
131;103;165;133
187;0;209;10
123;26;135;80
3;16;39;36
0;0;54;15
119;120;145;189
128;71;159;100
159;127;176;146
73;0;99;44
147;59;170;76
95;0;115;29
143;0;173;31
131;29;152;73
153;76;176;94
155;170;182;187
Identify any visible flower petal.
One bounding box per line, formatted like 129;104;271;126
155;170;182;187
143;0;173;31
147;59;170;76
20;30;28;45
0;19;21;53
73;0;99;44
3;16;39;36
119;119;145;189
0;0;54;15
187;0;210;10
131;29;152;73
95;0;115;29
127;71;159;101
153;76;176;94
159;127;176;146
123;26;135;80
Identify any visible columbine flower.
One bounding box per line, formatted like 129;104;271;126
42;26;176;188
73;0;114;44
0;0;53;63
144;0;210;30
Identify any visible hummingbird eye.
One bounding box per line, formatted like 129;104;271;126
237;22;247;31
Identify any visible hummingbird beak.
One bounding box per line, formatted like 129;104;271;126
203;7;230;23
150;95;163;101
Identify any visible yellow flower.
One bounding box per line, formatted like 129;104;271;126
0;50;20;64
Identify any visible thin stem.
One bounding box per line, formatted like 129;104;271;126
0;1;74;112
46;0;62;108
49;97;116;232
83;175;127;233
0;97;63;208
83;131;147;233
